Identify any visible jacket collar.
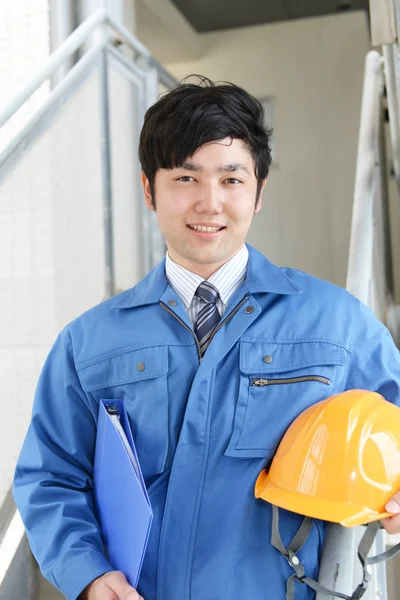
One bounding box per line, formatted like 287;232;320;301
111;244;302;310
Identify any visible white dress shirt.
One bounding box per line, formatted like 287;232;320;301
165;245;249;328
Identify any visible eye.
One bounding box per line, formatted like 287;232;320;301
224;178;242;184
176;176;195;182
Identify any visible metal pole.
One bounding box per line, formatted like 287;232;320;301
369;0;397;46
100;47;115;298
138;68;157;277
316;524;359;599
149;56;179;90
105;12;150;58
141;66;168;273
346;51;384;303
383;44;400;199
50;0;77;86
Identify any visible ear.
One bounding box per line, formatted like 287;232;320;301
141;172;155;211
255;179;267;214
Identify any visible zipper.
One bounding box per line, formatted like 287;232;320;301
207;295;249;346
160;295;249;362
160;303;202;360
251;375;330;386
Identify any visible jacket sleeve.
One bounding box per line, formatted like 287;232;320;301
13;326;113;600
345;299;400;405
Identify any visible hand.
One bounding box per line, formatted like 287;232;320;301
82;571;144;600
381;491;400;534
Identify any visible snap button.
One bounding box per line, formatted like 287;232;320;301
291;556;300;566
137;362;145;372
245;306;254;314
263;355;273;364
168;300;177;307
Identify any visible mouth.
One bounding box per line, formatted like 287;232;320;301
187;224;226;233
186;225;226;240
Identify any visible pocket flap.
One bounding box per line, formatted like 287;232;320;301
240;341;345;374
78;346;168;392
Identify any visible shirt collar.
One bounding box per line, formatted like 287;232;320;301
165;245;249;309
208;245;248;305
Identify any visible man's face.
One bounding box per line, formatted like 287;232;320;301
142;138;265;278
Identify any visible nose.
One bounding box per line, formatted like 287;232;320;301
194;182;223;214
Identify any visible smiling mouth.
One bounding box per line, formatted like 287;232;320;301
187;225;226;233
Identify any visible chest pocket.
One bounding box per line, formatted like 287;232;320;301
78;346;169;481
224;341;346;460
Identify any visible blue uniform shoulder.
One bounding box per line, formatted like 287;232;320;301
66;287;134;331
281;266;359;309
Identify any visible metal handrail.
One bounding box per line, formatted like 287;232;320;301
383;44;400;196
149;56;180;91
0;9;105;129
105;11;150;58
346;50;384;303
0;37;106;171
0;9;178;132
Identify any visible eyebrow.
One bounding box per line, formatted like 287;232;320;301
180;162;250;174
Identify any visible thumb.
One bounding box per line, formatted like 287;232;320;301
106;571;139;598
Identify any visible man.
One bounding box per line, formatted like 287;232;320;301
13;77;400;600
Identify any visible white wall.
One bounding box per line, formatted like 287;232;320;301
164;11;370;287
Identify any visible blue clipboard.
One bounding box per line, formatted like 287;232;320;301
93;399;153;588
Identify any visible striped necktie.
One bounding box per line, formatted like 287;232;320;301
194;281;221;355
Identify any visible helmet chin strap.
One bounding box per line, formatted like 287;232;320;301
270;505;400;600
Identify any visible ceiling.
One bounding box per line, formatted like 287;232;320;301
169;0;370;33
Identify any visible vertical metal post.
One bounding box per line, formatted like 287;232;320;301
136;71;152;278
369;0;397;46
382;44;400;309
100;47;115;298
346;51;384;300
138;65;162;277
143;66;167;272
50;0;77;87
371;531;388;599
383;45;400;197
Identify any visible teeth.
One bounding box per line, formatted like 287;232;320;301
190;225;222;232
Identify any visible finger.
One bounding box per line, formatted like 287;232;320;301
96;582;120;600
82;572;118;600
385;495;400;515
381;512;400;534
99;572;137;600
108;572;141;600
120;592;142;600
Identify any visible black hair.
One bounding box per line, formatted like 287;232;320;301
138;75;273;207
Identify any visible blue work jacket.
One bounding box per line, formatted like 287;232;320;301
13;245;400;600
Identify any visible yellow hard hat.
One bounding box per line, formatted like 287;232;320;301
255;389;400;527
